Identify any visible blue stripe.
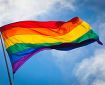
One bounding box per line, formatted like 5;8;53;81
9;47;42;64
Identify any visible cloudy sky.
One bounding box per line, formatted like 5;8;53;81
0;0;105;85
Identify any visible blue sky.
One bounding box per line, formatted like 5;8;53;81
0;0;105;85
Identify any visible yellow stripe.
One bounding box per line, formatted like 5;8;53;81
3;21;91;48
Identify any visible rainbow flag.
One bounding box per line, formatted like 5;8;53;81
0;17;102;73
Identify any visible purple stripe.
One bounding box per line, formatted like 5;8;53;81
12;48;49;73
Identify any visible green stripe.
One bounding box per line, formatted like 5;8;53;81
6;30;98;54
6;42;62;54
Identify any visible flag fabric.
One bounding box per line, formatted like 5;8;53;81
0;17;101;73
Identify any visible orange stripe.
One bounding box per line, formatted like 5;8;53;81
2;17;82;39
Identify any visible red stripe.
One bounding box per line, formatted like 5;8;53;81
1;21;64;31
1;17;81;32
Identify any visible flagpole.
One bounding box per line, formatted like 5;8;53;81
0;33;13;85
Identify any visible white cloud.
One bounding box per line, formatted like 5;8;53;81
0;0;55;25
58;0;76;11
0;0;76;26
74;49;105;85
92;80;105;85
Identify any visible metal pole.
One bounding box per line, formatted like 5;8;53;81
0;33;13;85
